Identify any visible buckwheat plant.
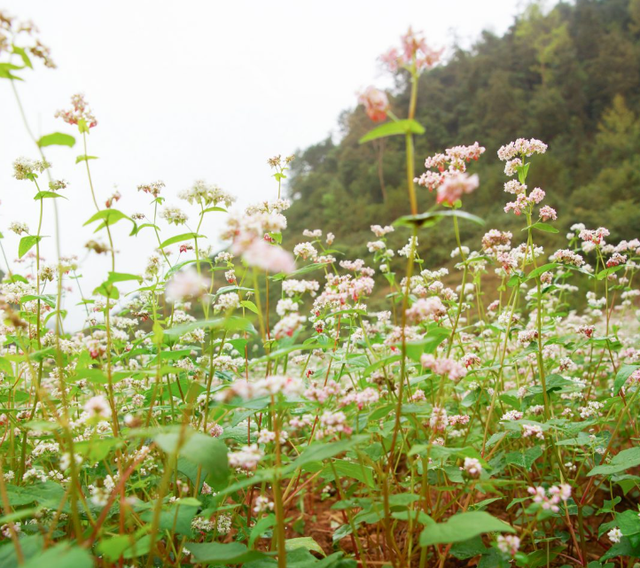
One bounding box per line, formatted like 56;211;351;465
1;13;640;568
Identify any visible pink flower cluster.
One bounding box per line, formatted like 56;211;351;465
312;272;375;312
424;142;485;172
429;406;448;431
497;535;521;557
539;205;557;221
497;138;548;161
527;484;572;512
358;86;389;122
165;268;209;303
217;375;304;402
380;27;443;73
461;457;482;478
436;172;479;205
579;227;610;246
228;444;264;471
55;93;98;128
405;297;447;324
225;201;295;274
504;187;545;216
416;143;486;200
482;229;512;253
304;380;341;403
552;249;585;267
606;252;627;268
522;424;544;440
421;354;467;381
340;387;380;410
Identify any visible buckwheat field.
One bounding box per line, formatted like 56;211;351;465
1;3;640;567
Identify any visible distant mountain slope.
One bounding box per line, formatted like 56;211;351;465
285;0;640;265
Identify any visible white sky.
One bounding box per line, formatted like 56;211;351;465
0;0;522;328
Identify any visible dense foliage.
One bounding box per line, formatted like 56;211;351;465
1;4;640;568
286;0;640;269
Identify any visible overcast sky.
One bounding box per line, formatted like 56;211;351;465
0;0;523;328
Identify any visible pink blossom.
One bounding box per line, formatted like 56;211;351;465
429;406;448;431
539;205;557;221
522;424;544;439
579;227;610;245
165;268;210;303
380;28;443;72
461;457;482;478
527;484;571;513
497;535;521;557
55;93;98;128
421;354;467;381
497;138;548;161
552;249;585;267
84;395;111;420
436;172;479;205
238;239;295;274
606;252;627;267
358;86;389;122
405;297;447;324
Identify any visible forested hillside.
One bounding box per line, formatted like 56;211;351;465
286;0;640;265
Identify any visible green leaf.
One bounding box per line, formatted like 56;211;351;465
74;437;124;462
155;429;229;486
478;548;512;568
285;537;326;556
34;191;67;200
402;326;450;361
526;262;558;281
287;436;365;472
0;507;39;524
249;513;277;548
617;509;640;536
517;162;530;185
107;271;143;284
324;459;375;488
613;365;640;395
597;265;624;281
22;542;92;568
240;300;260;314
271;262;327;281
83;209;132;228
184;542;267;564
159;232;206;249
70;368;108;384
19;235;42;258
419;512;515;547
588;446;640;477
163;316;256;342
0;62;24;80
395;209;485;229
450;536;489;560
130;222;160;235
75;155;98;164
524;222;559;234
359;119;425;143
20;294;57;309
600;537;640;561
505;446;543;469
37;132;76;148
4;481;66;509
93;281;120;299
97;528;151;561
77;118;90;133
12;45;33;68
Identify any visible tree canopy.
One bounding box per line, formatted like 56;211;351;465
285;0;640;266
